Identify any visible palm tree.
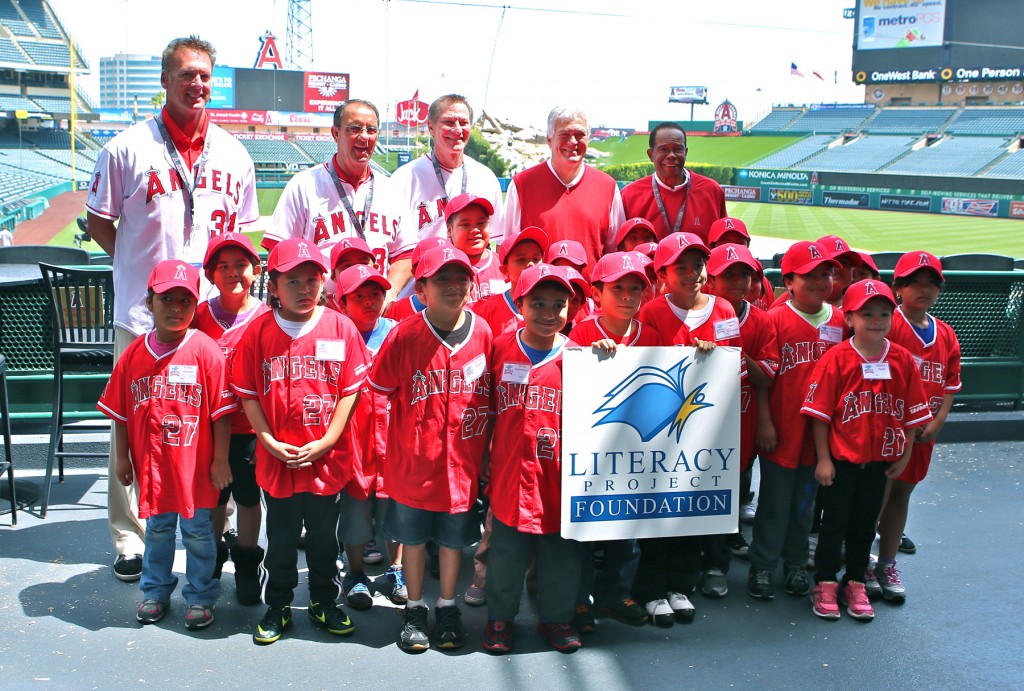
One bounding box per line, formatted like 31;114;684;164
150;92;165;109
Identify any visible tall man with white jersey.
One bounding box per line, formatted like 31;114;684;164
87;36;259;582
390;94;505;244
264;99;414;300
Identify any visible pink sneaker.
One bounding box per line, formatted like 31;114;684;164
841;581;875;621
812;581;840;620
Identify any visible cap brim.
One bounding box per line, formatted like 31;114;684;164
150;281;200;299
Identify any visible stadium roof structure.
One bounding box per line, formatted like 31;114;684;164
0;0;89;74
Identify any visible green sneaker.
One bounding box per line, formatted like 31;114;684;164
308;600;356;635
253;605;291;645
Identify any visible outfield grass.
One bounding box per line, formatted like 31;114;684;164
589;134;803;168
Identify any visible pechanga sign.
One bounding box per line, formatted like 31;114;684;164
561;347;740;541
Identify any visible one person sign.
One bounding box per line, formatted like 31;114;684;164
561;346;741;541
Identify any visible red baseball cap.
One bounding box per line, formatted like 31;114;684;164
781;241;840;275
500;226;549;264
415;246;473;280
410;237;454;270
336;263;391;296
614;217;657;247
591;251;652;286
858;252;880;275
512;263;574;301
817;235;862;266
329;237;375;271
653;232;711;271
148;259;200;299
843;279;896;312
562;265;591;296
707;243;759;276
709;217;750;245
894;250;944;281
445;193;494;222
544;238;588;267
203;232;259;273
267;238;327;274
637;241;658;259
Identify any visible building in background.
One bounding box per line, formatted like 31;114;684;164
98;53;161;114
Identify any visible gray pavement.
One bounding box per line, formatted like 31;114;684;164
1;436;1022;690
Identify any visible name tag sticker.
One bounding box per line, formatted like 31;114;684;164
315;340;345;361
714;318;741;341
168;365;198;385
463;354;487;383
501;362;531;384
861;362;892;380
819;325;843;344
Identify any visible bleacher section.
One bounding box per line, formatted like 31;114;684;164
983;150;1024;179
800;135;916;173
28;96;86;114
238;139;314;167
0;0;86;69
884;137;1008;176
783;108;876;133
0;93;41;112
16;0;62;39
752;134;833;168
0;37;28;63
17;40;70;68
863;109;955;134
947;109;1024;136
293;139;336;162
748;109;802;133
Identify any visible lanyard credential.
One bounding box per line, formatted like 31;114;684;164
652;174;690;236
327;160;375;240
154;115;211;241
431;152;467;203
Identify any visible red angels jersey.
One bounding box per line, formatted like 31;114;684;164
344;318;397;500
738;302;780;470
888;308;963;483
369;311;493;513
488;331;571;534
765;302;846;468
569;317;665;347
192;300;271;434
620;172;727;245
231;308;371;499
384;294;426;322
266;163;416;288
87;118;259;335
470;250;509;304
638;295;743;346
389;152;506;242
97;330;237;519
471;290;523;338
801;340;932;463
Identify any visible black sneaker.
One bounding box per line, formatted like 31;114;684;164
726;532;750;558
784;564;812;597
747;568;775;601
572;603;597;634
222;528;239;550
899;533;917;554
399;605;430;652
253;605;291;645
308;600;356;636
434;605;466;649
538;621;582;652
114;554;143;582
597;598;649;626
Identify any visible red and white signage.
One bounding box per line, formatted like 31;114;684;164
396;90;429;127
304;72;350;113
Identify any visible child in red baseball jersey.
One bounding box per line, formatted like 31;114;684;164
330;264;406;610
546;239;595;328
445;193;507;303
852;252;881;282
232;238;370;645
614;217;658;252
801;280;932;621
192;233;270;606
370;246;493;653
748;241;845;603
326;237;376;313
706;244;780;560
385;237;454;322
872;252;961;601
483;264;584;654
99;260;235;630
473;226;549;337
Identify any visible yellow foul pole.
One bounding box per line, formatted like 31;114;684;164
69;32;77;188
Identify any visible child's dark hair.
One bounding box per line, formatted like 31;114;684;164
266;269;327;310
892;270;944;292
206;246;260;280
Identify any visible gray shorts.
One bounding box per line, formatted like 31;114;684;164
381;498;481;549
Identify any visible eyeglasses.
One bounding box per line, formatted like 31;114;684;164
344;125;380;136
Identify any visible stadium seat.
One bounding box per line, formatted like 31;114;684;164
940;254;1015;271
869;252;904;271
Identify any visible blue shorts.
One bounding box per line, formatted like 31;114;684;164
217;434;260;507
337;492;383;546
381;499;481;550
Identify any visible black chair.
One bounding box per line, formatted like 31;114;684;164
0;353;16;525
940;254;1015;271
0;245;91;266
37;263;115;516
869;251;904;272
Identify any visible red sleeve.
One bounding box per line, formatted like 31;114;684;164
368;322;403;394
97;347;132;423
230;320;261;399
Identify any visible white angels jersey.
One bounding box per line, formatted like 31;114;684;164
87;118;259;335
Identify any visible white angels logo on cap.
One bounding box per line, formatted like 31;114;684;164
436;238;447;247
565;267;581;280
834;239;846;252
297;241;312;258
808;244;822;259
174;264;189;281
558;242;569;256
358;265;371;278
724;218;735;230
621;255;635;270
442;248;455;261
676;235;690;248
918;253;931;266
340;239;353;249
865;281;878;295
538;264;551;277
726;246;739;261
223;232;235;242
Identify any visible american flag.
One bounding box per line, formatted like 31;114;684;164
790;62;804;77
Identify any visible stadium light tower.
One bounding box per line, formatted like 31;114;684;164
287;0;314;70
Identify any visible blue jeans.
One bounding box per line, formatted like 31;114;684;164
140;509;219;606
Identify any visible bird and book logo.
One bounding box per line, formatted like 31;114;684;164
593;356;713;443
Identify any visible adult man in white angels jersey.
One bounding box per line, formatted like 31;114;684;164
87;36;259;582
390;94;505;244
264;99;414;298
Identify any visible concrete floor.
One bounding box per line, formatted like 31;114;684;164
1;437;1022;690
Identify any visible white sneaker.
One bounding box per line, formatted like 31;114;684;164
667;591;695;623
806;533;818;569
739;502;756;523
645;598;674;628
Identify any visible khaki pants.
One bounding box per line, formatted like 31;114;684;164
108;326;146;556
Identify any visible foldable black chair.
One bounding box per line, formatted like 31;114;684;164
0;245;90;266
38;263;115;516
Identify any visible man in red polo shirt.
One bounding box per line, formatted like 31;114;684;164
87;36;259;582
264;99;415;299
621;122;727;244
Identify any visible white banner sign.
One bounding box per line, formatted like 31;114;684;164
856;0;946;51
561;346;740;542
